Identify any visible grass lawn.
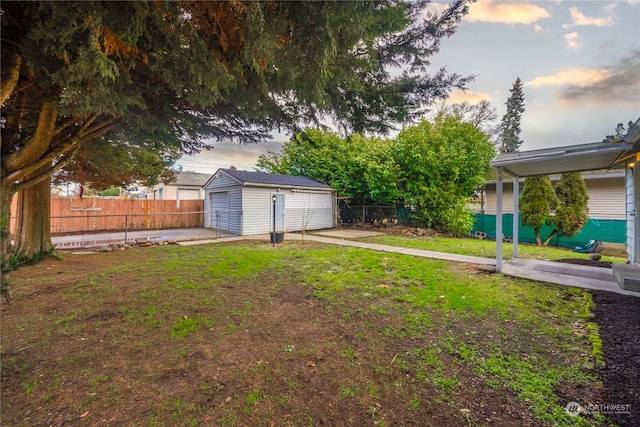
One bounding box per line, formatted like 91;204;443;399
357;233;626;264
1;240;610;426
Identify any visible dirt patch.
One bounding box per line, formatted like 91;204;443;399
0;243;636;426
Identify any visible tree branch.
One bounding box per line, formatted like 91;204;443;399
0;50;21;105
5;118;119;185
3;100;58;171
11;145;82;193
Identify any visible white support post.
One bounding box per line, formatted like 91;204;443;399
512;175;519;259
496;167;503;272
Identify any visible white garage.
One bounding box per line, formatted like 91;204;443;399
203;168;336;236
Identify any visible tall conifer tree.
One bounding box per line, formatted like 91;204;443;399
1;0;475;265
499;77;525;153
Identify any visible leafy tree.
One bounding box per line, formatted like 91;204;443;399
1;0;475;264
519;176;557;246
542;172;589;245
256;129;399;206
434;100;500;143
602;121;635;142
97;187;121;198
499;77;525;153
393;115;495;234
259;115;494;235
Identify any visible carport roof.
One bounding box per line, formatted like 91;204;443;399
491;118;640;177
490;140;630;177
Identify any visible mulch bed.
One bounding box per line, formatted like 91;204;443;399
590;290;640;426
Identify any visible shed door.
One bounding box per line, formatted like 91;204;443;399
210;191;229;231
271;193;285;233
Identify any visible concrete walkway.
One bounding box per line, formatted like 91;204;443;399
176;230;638;296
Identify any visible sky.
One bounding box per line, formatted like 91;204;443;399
175;0;640;174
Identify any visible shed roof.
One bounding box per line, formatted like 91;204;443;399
171;171;212;187
209;169;333;190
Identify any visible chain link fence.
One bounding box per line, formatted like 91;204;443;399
338;201;416;227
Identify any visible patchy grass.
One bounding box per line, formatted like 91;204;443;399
1;240;609;426
359;233;626;263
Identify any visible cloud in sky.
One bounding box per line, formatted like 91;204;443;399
526;68;611;88
527;51;640;106
446;90;492;104
563;6;615;28
465;1;550;24
558;51;640;105
564;32;582;50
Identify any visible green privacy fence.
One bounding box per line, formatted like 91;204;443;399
472;214;626;249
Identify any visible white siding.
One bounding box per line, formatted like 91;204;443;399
484;175;626;219
285;190;334;231
586;177;626;220
485;182;517;214
242;186;277;235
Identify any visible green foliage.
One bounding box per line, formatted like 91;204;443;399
256;128;399;205
259;115;495;235
546;172;589;242
499;77;525;153
394;115;495;234
97;186;121;197
519;176;557;245
520;173;589;246
2;0;475;261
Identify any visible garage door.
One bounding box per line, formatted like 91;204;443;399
210;192;229;231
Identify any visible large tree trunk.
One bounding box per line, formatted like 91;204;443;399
1;182;16;301
534;227;542;246
13;164;53;258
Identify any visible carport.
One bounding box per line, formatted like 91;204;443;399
490;140;631;272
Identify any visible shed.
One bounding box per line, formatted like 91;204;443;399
152;171;211;204
203;168;336;236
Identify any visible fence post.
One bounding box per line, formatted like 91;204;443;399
124;214;128;243
216;211;220;238
362;204;366;225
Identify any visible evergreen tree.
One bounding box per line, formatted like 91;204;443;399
519;175;557;246
1;0;475;264
543;172;589;245
499;77;525;153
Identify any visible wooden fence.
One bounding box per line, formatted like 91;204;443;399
10;197;205;235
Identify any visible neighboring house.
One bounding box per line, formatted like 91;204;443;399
152;171;211;205
490;117;640;291
475;170;627;246
203;168;336;236
482;170;626;220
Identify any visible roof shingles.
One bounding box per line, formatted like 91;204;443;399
220;169;331;189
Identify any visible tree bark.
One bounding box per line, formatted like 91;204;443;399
542;229;559;247
13;164;53;258
534;227;542;246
